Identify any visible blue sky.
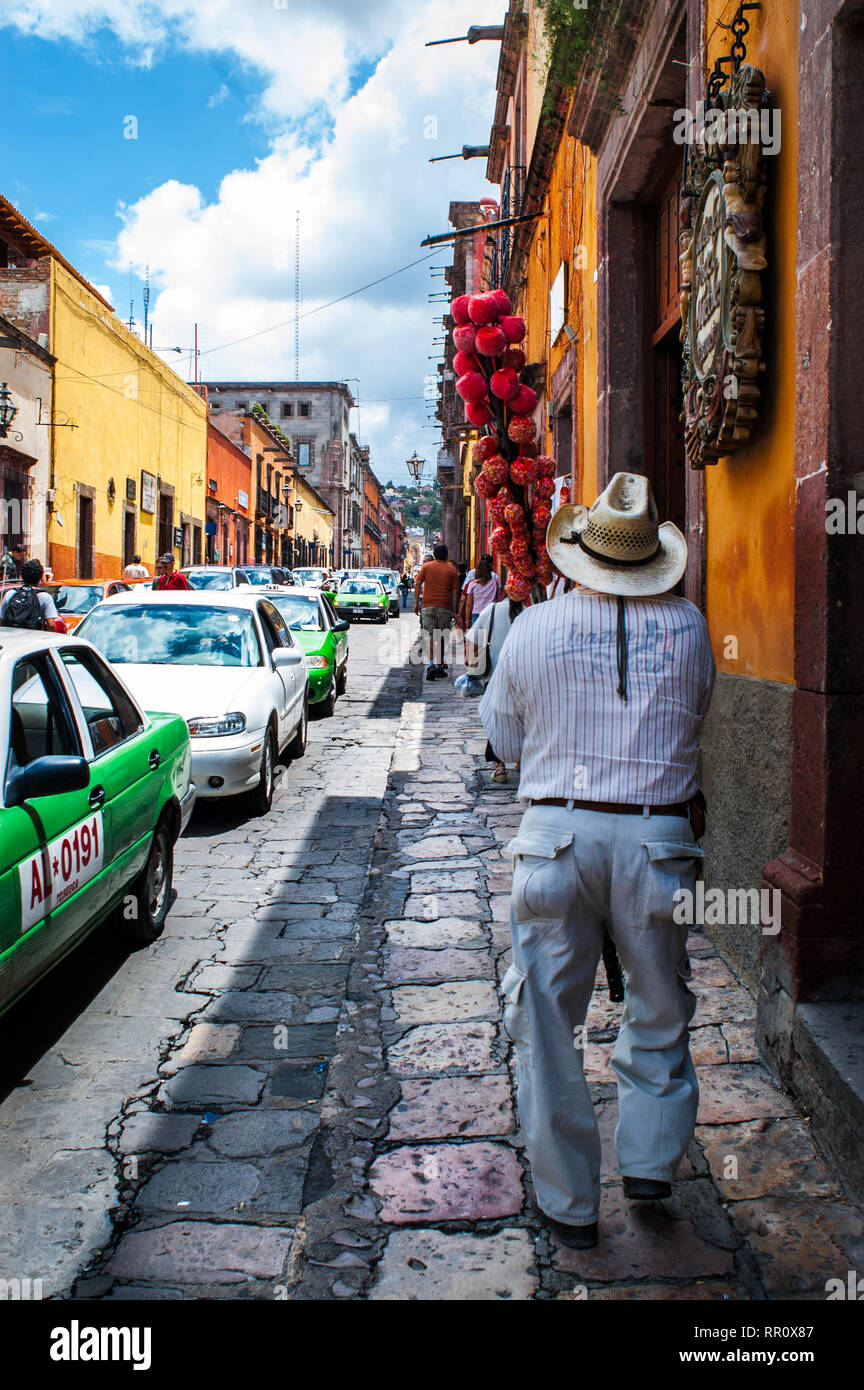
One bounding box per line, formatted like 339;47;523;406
1;26;273;304
0;0;504;487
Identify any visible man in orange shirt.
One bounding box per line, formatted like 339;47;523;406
414;543;460;681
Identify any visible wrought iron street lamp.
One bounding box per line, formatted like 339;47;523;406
407;452;425;484
0;383;19;439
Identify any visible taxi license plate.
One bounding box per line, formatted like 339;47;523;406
18;812;105;935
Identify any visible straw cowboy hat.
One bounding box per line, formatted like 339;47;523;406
546;472;688;597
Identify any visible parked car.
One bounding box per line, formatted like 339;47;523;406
0;630;196;1015
240;565;294;587
291;568;328;588
43;579;132;630
334;577;389;624
361;569;401;618
256;585;349;717
76;590;308;815
179;567;253;591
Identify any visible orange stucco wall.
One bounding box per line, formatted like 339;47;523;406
702;0;798;684
513;2;795;684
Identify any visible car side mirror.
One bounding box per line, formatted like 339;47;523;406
333;620;350;632
5;755;90;809
272;648;304;667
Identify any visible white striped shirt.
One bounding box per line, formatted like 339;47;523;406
478;588;716;804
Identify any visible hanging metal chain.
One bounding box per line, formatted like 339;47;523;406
717;2;762;75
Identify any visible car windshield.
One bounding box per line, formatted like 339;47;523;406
185;571;233;591
48;584;103;615
269;595;324;631
243;569;279;586
294;570;324;585
341;581;380;595
78;604;262;667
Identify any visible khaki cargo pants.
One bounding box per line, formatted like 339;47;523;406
502;802;704;1226
421;606;453;667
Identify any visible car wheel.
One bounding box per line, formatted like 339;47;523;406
318;686;336;718
336;664;347;697
121;819;174;945
249;725;277;815
288;694;309;758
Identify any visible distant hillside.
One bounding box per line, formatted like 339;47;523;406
386;483;442;534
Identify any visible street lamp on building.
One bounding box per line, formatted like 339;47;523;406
407;452;425;484
0;383;19;439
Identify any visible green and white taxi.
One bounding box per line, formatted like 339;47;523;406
334;577;390;624
0;630;196;1017
241;585;349;718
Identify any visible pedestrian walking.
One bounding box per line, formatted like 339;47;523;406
465;593;524;782
0;543;27;581
457;555;502;631
414;543;459;681
123;554;149;580
478;472;715;1249
152;553;191;591
0;558;61;630
399;570;412;610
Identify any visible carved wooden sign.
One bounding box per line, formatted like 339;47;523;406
679;66;769;468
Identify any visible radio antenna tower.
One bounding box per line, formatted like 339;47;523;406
294;209;301;381
128;264;134;333
143;265;150;345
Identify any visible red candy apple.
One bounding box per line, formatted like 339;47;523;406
474;325;508;356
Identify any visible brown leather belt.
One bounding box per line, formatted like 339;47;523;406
529;797;690;817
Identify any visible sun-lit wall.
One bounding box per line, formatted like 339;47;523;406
49;260;207;579
701;0;799;684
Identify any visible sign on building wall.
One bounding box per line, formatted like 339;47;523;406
679;66;769;468
140;470;157;514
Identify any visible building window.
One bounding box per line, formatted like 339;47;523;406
281;403;293;419
235;401;248;411
299;402;311;418
295;442;312;468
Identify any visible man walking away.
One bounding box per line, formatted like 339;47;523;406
479;472;715;1249
123;554;149;580
1;559;61;630
153;553;191;591
414;543;459;681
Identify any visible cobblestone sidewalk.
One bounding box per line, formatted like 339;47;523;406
296;668;864;1301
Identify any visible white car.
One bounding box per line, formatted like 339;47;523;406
76;589;309;814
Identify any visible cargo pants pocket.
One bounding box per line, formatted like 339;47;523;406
505;829;576;922
636;839;706;929
501;963;533;1067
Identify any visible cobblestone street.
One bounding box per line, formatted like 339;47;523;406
0;623;862;1301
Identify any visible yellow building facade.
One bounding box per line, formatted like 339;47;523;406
292;469;334;569
48;260;207;580
477;0;864;1165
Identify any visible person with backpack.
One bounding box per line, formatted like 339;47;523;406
0;559;61;630
464;594;525;782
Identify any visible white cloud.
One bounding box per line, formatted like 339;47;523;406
3;0;505;483
207;82;229;109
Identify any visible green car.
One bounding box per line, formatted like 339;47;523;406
334;577;390;625
0;631;196;1018
262;585;349;718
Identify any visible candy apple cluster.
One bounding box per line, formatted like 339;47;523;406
452;290;555;599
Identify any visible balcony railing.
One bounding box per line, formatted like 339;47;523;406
492;164;526;289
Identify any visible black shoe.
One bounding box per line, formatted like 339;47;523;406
425;665;439;681
542;1215;599;1249
622;1176;671;1201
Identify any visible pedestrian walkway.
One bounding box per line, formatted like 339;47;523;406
296;665;864;1301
